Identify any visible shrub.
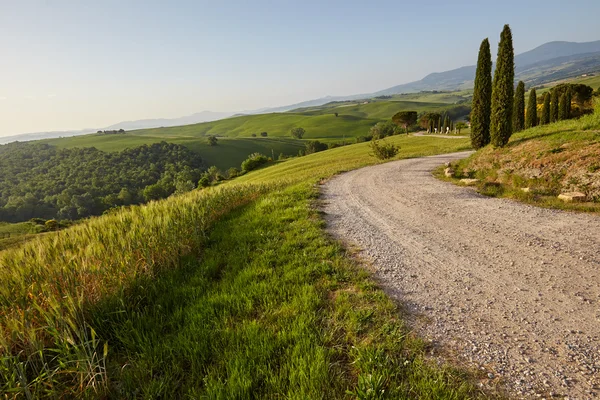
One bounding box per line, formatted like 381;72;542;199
260;132;267;137
355;135;373;143
44;219;59;231
226;167;239;179
241;153;269;172
370;140;399;160
305;140;328;154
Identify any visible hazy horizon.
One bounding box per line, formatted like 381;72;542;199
2;0;600;137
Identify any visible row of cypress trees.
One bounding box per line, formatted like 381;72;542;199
471;25;515;149
471;25;576;149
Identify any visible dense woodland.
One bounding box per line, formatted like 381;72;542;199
0;142;204;222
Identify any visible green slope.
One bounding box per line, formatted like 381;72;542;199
40;94;473;170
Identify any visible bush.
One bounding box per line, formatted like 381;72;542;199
241;153;269;172
260;132;267;137
355;135;373;143
291;127;306;139
305;140;328;154
44;219;59;231
370;140;399;160
226;167;239;179
369;121;398;139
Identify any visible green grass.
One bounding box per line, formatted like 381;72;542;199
0;134;483;398
0;222;45;251
443;102;600;213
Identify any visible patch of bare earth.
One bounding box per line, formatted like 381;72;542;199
321;152;600;399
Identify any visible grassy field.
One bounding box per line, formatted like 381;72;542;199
443;101;600;213
39;94;472;171
0;134;484;398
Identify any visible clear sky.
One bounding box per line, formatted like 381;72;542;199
1;0;599;136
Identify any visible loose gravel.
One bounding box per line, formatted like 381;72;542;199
321;151;600;399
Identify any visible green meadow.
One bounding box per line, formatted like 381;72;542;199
41;92;472;171
0;134;484;398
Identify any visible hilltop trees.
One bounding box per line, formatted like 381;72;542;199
490;25;515;147
470;38;492;149
291;127;306;139
540;93;551;124
513;81;525;132
392;111;418;134
207;135;218;146
525;88;538;129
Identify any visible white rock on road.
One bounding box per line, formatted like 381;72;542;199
321;151;600;399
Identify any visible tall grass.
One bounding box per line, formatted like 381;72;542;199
0;183;271;397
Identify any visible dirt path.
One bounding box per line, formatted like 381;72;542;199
321;152;600;399
411;131;468;139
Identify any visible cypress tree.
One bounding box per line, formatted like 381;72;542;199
525;88;537;129
450;120;454;132
558;93;568;121
470;38;493;149
437;116;441;133
566;89;572;118
443;115;449;132
513;81;525;132
550;89;559;123
541;93;551;125
490;25;515;148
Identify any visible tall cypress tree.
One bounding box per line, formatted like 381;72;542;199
566;89;572;118
437;115;441;133
525;88;537;129
470;38;492;149
550;89;559;123
558;93;568;121
541;93;551;125
490;25;515;147
513;81;525;132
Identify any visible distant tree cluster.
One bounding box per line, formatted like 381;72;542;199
537;83;593;126
97;129;125;134
0;142;205;222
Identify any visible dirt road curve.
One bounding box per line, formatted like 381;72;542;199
321;152;600;399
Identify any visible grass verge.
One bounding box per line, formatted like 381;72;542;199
437;103;600;214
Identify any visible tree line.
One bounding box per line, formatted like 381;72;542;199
470;25;596;149
0;142;205;222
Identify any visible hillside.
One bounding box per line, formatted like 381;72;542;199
40;94;472;169
447;102;600;212
0;134;479;398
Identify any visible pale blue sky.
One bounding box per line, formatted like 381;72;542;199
1;0;599;136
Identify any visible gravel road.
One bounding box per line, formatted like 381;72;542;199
321;151;600;399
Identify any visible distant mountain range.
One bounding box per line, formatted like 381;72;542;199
2;40;599;145
372;40;600;95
